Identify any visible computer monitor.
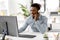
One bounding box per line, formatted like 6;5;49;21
0;16;18;37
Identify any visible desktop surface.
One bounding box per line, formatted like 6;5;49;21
0;32;60;40
5;32;44;40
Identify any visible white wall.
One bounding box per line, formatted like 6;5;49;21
8;0;17;14
45;0;59;24
8;0;31;15
46;0;59;12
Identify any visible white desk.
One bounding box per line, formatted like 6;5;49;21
5;32;60;40
1;32;59;40
0;32;44;40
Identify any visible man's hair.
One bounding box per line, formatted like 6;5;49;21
31;3;41;10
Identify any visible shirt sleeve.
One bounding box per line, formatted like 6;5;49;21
18;19;29;33
35;17;48;34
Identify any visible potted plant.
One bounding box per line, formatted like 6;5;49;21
19;4;30;17
43;33;48;40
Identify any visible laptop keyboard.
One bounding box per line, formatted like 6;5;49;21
19;34;36;38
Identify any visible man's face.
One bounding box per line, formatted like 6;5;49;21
30;7;38;16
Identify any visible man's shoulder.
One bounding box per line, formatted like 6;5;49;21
26;15;32;20
41;15;47;20
27;15;32;19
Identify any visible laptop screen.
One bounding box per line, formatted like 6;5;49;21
0;16;18;36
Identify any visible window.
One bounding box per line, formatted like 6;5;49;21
0;0;8;16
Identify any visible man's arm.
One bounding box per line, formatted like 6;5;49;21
35;17;48;34
18;20;29;33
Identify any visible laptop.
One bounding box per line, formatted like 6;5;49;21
0;16;36;38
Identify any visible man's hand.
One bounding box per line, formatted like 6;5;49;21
34;13;39;21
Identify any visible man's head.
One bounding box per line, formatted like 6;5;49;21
30;3;41;16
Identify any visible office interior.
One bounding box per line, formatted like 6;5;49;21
0;0;60;40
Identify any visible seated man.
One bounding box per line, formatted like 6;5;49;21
19;3;48;34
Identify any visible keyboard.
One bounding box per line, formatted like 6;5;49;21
19;34;36;38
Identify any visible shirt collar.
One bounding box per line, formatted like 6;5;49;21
30;13;42;20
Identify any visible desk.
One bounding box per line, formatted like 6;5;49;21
4;32;44;40
0;32;59;40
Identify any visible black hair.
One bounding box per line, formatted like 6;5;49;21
31;3;41;10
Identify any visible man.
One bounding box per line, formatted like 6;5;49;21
19;3;47;34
